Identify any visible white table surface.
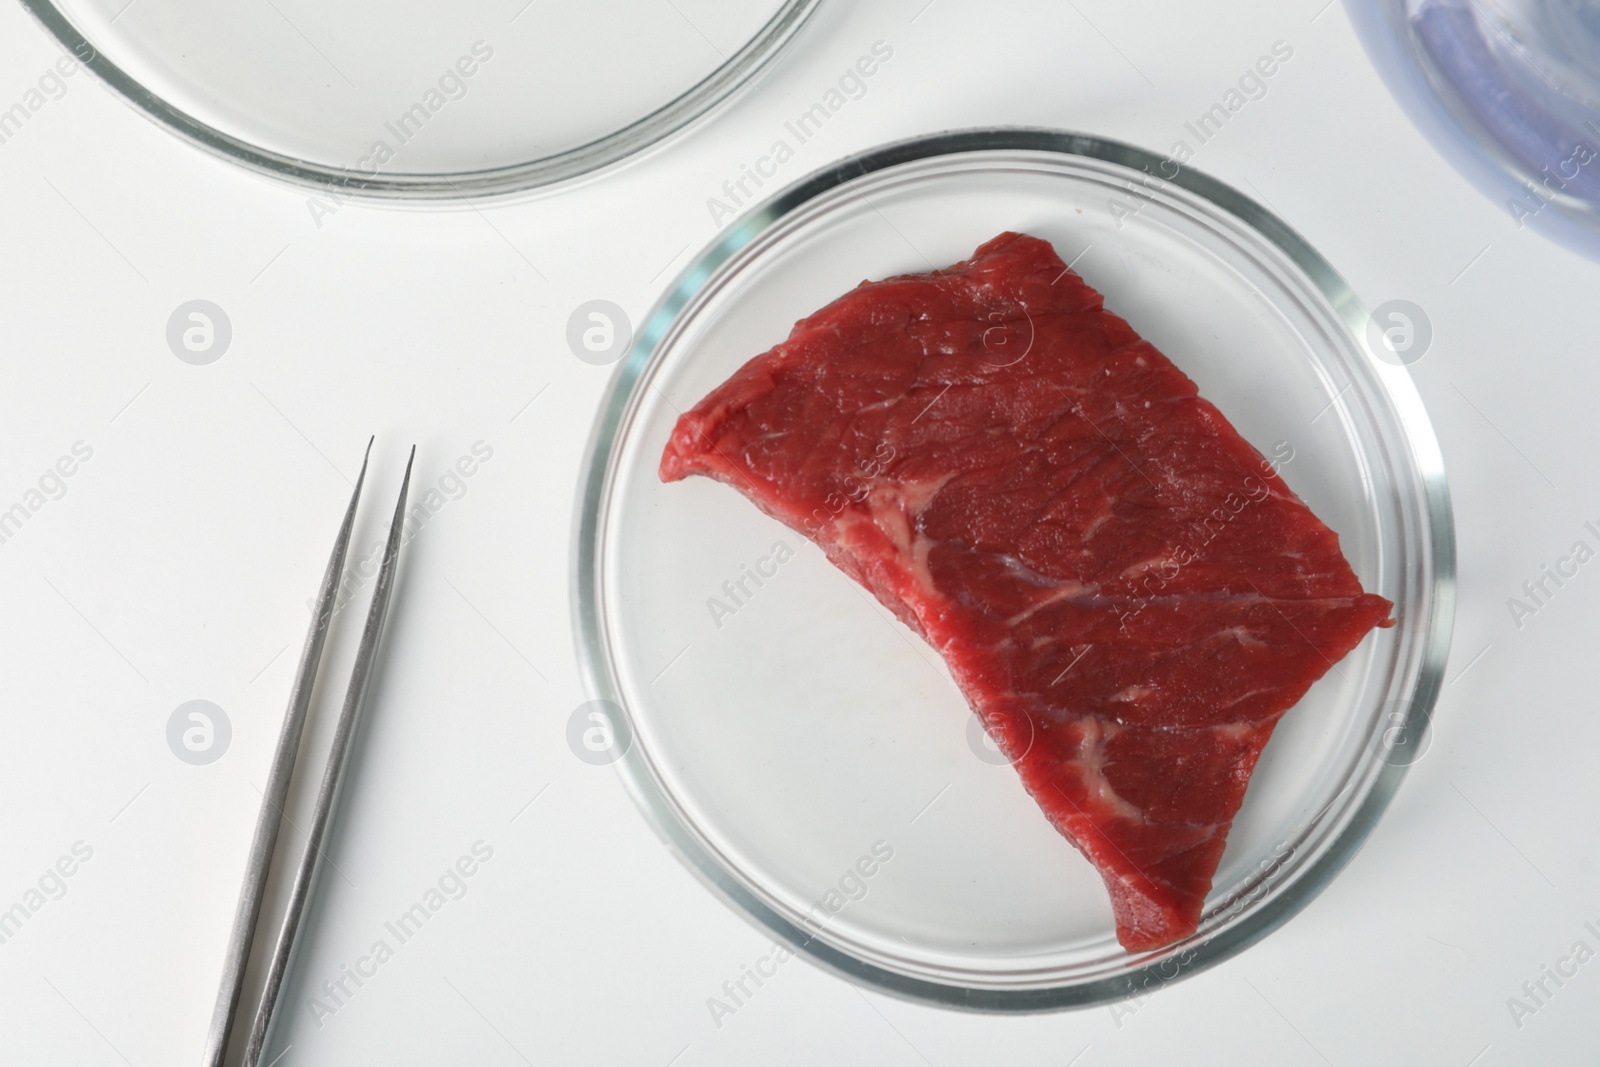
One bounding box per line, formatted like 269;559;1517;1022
1;0;1595;1063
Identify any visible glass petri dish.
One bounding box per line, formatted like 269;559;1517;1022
574;129;1454;1010
1350;0;1600;248
18;0;817;197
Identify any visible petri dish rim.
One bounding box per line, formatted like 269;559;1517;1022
573;128;1455;1012
15;0;819;200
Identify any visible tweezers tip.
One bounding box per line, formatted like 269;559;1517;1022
353;437;376;492
387;447;417;528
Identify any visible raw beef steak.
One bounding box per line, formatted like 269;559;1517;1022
659;232;1392;951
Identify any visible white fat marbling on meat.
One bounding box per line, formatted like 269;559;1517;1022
1066;717;1146;824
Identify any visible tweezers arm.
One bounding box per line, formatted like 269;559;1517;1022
244;448;414;1066
201;442;371;1067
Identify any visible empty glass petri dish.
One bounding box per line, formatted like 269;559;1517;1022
18;0;818;196
1353;0;1600;246
574;130;1454;1009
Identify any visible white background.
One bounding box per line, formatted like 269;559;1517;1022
0;0;1596;1064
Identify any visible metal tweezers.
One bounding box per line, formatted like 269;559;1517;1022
202;441;414;1067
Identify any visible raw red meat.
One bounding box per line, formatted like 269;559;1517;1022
660;232;1392;952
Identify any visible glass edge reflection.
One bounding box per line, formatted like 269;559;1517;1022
16;0;820;199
